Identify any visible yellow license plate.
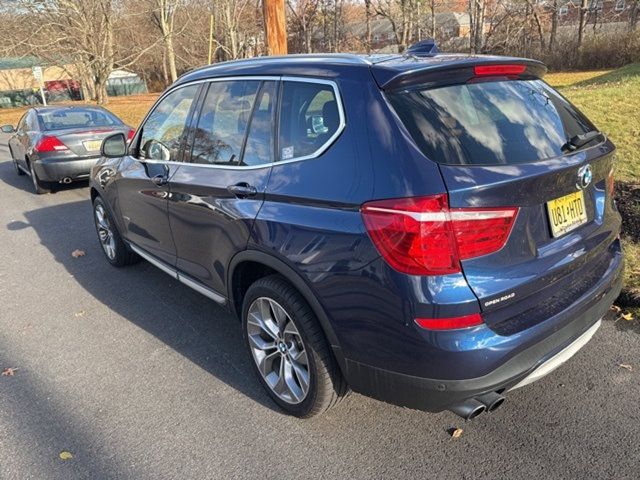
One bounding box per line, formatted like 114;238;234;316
83;140;102;152
546;191;587;238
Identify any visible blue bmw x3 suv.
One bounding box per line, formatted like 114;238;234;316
90;42;623;419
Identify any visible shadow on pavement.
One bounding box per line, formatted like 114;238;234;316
7;195;280;415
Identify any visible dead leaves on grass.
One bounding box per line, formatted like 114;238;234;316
611;305;635;321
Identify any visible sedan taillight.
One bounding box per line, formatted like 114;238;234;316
361;194;518;276
35;135;69;153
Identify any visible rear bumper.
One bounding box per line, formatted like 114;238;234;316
341;242;623;412
33;157;99;182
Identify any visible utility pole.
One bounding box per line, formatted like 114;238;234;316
263;0;287;55
207;13;214;64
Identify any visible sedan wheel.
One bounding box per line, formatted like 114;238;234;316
247;297;310;404
29;161;49;194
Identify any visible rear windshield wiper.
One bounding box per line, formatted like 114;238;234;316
561;130;604;153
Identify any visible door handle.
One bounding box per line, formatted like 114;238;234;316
151;174;168;186
227;182;257;198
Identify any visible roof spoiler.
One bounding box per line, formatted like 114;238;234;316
373;57;547;91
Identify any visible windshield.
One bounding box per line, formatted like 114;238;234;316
388;79;597;165
39;108;122;131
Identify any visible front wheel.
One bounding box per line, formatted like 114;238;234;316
92;197;138;267
242;275;347;417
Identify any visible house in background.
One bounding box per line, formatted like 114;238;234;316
555;0;636;29
0;57;81;108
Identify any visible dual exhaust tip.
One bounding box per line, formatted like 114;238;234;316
449;391;505;420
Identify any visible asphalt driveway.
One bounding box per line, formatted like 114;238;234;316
0;134;638;479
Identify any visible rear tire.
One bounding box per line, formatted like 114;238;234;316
242;275;347;417
10;148;25;176
28;160;50;194
14;160;25;175
92;196;138;267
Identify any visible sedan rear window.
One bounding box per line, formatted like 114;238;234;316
388;80;596;165
39;108;121;131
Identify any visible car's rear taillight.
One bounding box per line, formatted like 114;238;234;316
35;135;69;153
127;129;135;141
474;64;527;76
361;194;518;276
415;313;483;330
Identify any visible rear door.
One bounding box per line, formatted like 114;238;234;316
388;77;620;334
168;78;277;295
116;83;201;266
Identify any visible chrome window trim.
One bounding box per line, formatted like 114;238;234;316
137;75;346;171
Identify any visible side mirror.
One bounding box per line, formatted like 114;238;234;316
101;133;127;158
1;125;16;133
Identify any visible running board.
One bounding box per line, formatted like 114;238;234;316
129;243;227;305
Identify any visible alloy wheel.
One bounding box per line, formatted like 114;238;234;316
94;203;116;260
246;297;310;404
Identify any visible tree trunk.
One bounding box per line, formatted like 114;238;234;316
577;0;588;50
549;0;558;52
530;2;545;51
165;33;178;83
430;0;436;38
365;0;371;53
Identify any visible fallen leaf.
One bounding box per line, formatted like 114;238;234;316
1;367;17;376
59;451;73;460
450;427;463;439
621;312;634;321
619;363;633;371
71;249;85;258
74;311;86;318
610;305;622;314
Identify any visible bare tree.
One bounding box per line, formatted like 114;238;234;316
374;0;416;52
577;0;588;50
150;0;182;84
365;0;372;53
468;0;486;53
287;0;320;53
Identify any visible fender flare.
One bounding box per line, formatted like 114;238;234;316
227;250;343;358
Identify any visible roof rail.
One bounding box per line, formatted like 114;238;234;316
406;39;439;57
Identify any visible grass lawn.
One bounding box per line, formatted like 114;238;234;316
1;64;638;312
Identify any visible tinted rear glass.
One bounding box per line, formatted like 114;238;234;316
39;109;121;131
388;80;596;165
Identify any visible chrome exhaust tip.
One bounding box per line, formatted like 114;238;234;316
60;177;72;184
476;391;506;413
449;398;486;420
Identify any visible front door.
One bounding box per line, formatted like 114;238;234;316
116;83;201;266
168;79;278;295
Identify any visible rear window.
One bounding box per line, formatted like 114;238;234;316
388;80;596;165
39;108;121;131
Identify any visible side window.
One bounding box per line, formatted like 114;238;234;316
241;81;277;166
17;113;27;131
191;80;260;165
278;81;342;161
139;84;198;162
26;112;39;131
